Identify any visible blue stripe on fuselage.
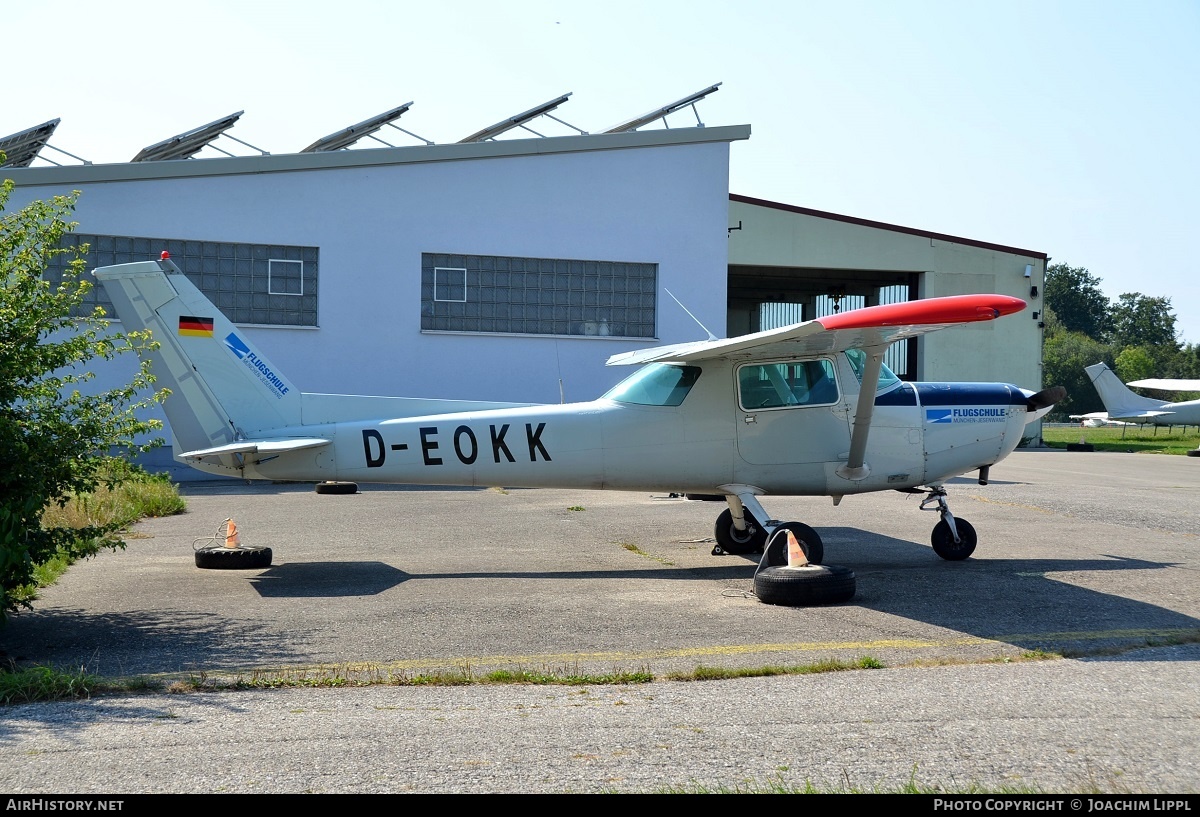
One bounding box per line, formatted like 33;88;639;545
873;382;1025;407
915;383;1025;406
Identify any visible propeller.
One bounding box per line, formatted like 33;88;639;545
1026;385;1067;412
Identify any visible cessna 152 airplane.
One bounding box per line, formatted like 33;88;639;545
94;253;1064;604
1073;362;1200;429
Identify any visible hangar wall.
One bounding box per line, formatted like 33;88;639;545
727;195;1047;395
5;128;750;464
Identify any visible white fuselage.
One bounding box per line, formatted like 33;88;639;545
220;355;1030;496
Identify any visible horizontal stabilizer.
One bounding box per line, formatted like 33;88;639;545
1108;410;1174;422
179;437;331;462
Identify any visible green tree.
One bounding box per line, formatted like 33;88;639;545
1114;346;1157;384
0;179;165;622
1107;292;1180;357
1044;263;1109;340
1041;330;1112;421
1167;343;1200;380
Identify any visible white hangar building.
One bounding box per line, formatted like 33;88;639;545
2;91;1048;478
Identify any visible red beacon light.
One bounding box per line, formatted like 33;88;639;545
160;251;171;260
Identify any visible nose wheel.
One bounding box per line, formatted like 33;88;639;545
920;486;977;560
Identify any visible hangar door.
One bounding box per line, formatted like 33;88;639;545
726;265;920;380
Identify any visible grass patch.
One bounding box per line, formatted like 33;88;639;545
1042;425;1200;455
480;667;653;685
164;663;655;693
666;655;885;682
7;638;1191;704
40;469;186;531
0;662;161;704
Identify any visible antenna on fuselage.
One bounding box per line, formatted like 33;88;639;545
663;288;718;341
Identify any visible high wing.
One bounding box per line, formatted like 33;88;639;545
609;293;1027;481
606;294;1027;367
1127;378;1200;392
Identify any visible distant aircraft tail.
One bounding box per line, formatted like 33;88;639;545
1084;362;1165;418
94;254;304;457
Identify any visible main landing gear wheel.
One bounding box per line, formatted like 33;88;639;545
714;508;768;555
931;518;977;561
194;546;273;570
763;522;825;566
754;564;856;606
315;481;358;495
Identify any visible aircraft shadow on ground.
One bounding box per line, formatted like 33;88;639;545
247;560;754;600
809;526;1200;662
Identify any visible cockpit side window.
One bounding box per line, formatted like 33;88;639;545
737;359;838;409
603;363;701;407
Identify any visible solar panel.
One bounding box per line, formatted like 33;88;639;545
0;119;61;168
131;112;245;162
603;84;722;133
458;94;575;143
301;103;420;152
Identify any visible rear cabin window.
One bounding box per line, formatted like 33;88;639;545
738;360;839;409
604;364;701;407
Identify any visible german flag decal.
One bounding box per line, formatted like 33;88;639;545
178;315;215;337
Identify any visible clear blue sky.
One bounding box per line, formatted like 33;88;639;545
7;0;1199;344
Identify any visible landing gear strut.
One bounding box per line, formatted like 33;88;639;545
919;486;977;560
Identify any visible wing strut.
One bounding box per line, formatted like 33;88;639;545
836;344;887;481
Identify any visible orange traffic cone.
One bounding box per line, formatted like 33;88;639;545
224;518;241;548
786;529;809;568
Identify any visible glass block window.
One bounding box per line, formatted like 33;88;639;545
421;253;657;338
48;234;318;326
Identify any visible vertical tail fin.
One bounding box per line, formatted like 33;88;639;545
94;254;303;455
1084;362;1164;417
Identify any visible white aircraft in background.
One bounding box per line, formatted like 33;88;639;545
95;253;1063;605
1072;362;1200;428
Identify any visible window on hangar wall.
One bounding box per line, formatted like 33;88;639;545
50;234;319;327
421;252;657;338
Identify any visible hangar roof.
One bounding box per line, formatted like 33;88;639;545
3;125;751;186
730;193;1047;261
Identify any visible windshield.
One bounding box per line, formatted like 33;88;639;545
604;363;701;407
844;349;901;391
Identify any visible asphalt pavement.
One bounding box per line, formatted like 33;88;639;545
1;448;1198;793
